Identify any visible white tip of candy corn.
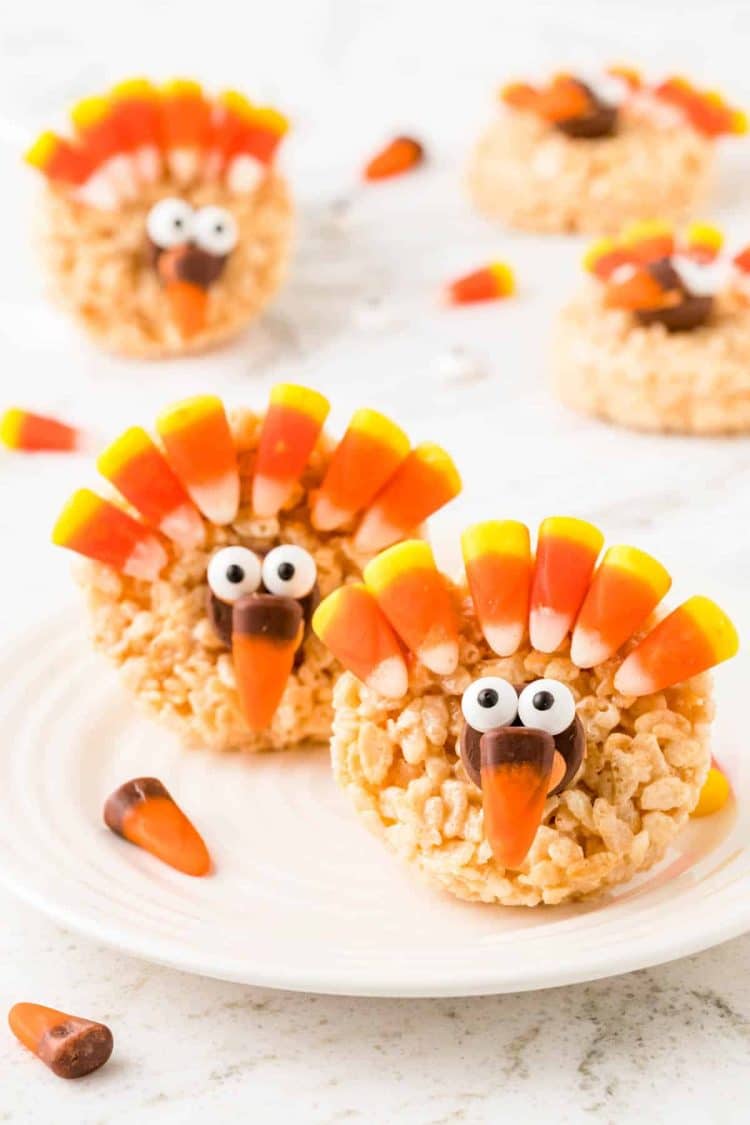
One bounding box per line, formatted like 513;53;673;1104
529;609;569;654
310;495;352;532
159;503;206;550
570;629;612;669
418;640;459;677
367;656;409;700
123;538;168;581
252;475;291;519
482;622;525;658
189;473;240;526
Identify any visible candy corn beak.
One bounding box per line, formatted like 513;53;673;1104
480;726;555;869
232;594;304;731
157;246;214;339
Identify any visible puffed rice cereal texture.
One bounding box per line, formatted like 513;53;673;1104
331;585;713;905
468;108;712;234
35;175;292;358
78;408;369;752
553;283;750;434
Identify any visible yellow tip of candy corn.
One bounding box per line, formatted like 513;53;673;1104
70;95;110;130
349;408;410;454
364;539;434;596
583;237;617;273
250;106;289;135
24;131;59;168
600;544;672;598
97;427;152;477
111;77;157;101
488;262;516;296
161;78;204;99
461;520;530;564
693;766;731;818
156;394;223;436
685;222;724;253
0;408;23;448
538;516;604;555
621;219;673;245
268;383;330;424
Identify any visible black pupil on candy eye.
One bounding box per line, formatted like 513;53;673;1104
277;561;295;582
226;564;245;584
477;688;499;709
533;690;555;711
215;223;224;234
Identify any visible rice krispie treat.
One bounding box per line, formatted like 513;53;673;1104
25;79;293;357
468;68;746;233
313;518;738;905
51;386;461;752
554;221;750;433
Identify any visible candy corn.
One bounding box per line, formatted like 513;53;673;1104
52;489;167;580
25;131;90;186
104;777;211;876
252;384;330;518
571;546;671;667
97;426;205;549
0;407;83;453
70;94;137;207
683;222;723;263
110;78;162;184
620;220;675;264
312;584;408;698
310;408;410;531
693;764;731;817
480;727;555;868
8;1003;113;1079
654;78;747;137
583;237;632;281
363;135;424;181
535;76;591;123
161;79;211;184
614;595;739;696
232;596;303;730
159;271;209;339
461;520;532;656
364;540;459;675
446;262;515;305
529;517;604;653
501;81;540;110
604;266;679;312
156;395;239;525
354;443;461;553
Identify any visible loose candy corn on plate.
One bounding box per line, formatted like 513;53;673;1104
0;604;748;998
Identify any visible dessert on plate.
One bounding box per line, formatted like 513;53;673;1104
554;220;750;433
314;518;738;905
26;78;292;357
51;385;461;752
468;68;746;233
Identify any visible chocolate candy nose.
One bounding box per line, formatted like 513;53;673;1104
232;593;303;641
479;726;556;869
158;244;227;290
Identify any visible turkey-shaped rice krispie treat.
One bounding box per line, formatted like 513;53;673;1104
313;518;738;905
25;78;293;357
51;385;461;751
468;68;746;233
554;220;750;433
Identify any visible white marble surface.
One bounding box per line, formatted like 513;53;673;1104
2;1;750;1120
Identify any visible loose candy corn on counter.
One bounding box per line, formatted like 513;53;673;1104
26;78;293;357
314;518;738;905
554;221;750;433
468;68;745;233
51;385;461;753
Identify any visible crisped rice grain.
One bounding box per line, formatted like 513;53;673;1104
553;284;750;433
35;175;292;358
330;586;713;905
78;408;370;752
468;108;712;234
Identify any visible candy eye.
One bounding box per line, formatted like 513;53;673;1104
461;677;518;733
193;206;238;256
261;545;317;599
207;546;262;603
146;197;194;249
517;679;576;736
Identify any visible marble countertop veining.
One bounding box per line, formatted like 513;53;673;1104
3;1;750;1121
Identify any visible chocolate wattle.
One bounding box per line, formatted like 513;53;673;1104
554;81;618;140
635;258;714;332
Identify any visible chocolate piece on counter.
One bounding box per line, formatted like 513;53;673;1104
554;80;619;139
103;777;169;837
548;716;586;795
207;589;234;647
480;725;556;774
8;1002;114;1079
233;593;303;642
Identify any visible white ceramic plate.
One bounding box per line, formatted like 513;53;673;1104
0;607;748;997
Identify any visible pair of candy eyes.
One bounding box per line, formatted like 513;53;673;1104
147;198;239;256
207;545;317;603
461;677;576;736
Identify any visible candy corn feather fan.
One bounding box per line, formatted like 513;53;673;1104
52;385;461;752
314;517;738;905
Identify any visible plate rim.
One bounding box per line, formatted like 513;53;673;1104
1;602;749;998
